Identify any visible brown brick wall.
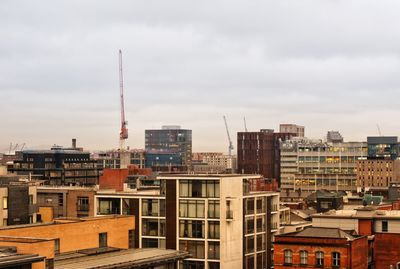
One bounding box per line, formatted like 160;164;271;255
374;233;400;268
66;189;95;218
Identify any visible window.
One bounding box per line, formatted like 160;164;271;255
179;220;204;238
54;239;60;255
208;200;220;219
246;217;254;234
3;197;7;209
332;252;340;267
208;221;220;239
246;236;254;254
208;262;220;269
208;242;220;259
142;199;159;216
58;194;63;206
142;219;159;236
99;232;107;248
142;238;158;248
29;195;34;205
256;198;264;213
246;198;254;215
179;240;205;259
179;200;205;218
256;234;265;251
315;251;324;266
77;197;89;212
300;250;308;265
284;249;292;264
382;220;388;232
128;229;135;249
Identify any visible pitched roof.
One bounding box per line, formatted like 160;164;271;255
285;227;356;240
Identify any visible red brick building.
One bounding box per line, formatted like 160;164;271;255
274;227;368;269
99;165;152;191
237;130;294;186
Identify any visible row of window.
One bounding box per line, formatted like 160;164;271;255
284;250;340;267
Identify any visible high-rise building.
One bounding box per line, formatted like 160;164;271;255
237;129;295;185
367;136;399;160
356;159;400;190
145;126;192;168
279;124;305;137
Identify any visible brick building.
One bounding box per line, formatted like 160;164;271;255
237;129;294;185
274;227;368;269
356;159;400;191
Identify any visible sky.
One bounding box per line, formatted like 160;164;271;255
1;0;400;153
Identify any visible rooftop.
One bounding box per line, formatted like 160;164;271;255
312;208;400;219
157;173;263;178
55;248;190;269
280;227;356;240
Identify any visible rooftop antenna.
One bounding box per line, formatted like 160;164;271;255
223;116;234;156
119;49;128;151
244;117;248;132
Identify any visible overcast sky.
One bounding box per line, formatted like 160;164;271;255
1;0;400;153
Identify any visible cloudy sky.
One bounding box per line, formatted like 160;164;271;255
1;0;400;153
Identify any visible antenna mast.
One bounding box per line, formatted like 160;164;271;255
244;117;248;132
223;116;234;156
119;50;128;150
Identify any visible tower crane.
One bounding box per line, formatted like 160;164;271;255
223;116;234;156
119;49;128;150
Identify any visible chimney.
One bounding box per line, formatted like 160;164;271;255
72;138;77;149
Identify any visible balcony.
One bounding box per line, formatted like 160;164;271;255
226;210;233;221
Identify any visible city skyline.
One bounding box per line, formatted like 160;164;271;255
2;0;400;152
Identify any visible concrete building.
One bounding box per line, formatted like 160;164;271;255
274;227;368;269
95;174;281;269
145;126;192;168
9;145;99;186
192;152;237;173
326;131;344;143
94;149;146;169
279;124;304;137
238;129;295;186
280;139;367;196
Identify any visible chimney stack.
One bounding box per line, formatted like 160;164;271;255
72;138;77;149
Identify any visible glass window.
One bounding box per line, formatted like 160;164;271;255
246;198;254;215
142;238;158;248
208;262;220;269
256;198;264;213
179;240;205;259
99;232;107;248
246;217;254;234
142;199;159;216
208;221;220;239
208;242;220;259
246;236;254;254
3;197;7;210
179;220;204;238
142;219;159;236
332;252;340;267
208;200;220;219
179;200;205;218
316;251;324;266
256;234;265;251
300;250;308;265
284;249;292;264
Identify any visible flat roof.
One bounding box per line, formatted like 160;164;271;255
55;248;190;269
157;173;262;178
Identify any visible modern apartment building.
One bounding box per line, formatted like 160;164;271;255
95;174;281;269
279;124;304;137
10;146;99;186
238;129;295;186
145;125;192;168
280;139;367;194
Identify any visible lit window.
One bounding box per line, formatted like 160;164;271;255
3;197;7;210
316;251;324;266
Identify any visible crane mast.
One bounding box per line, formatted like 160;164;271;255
223;116;234;156
119;49;128;150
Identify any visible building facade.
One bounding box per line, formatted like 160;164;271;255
367;136;399;160
356;159;400;190
237;129;295;185
10;147;99;186
94;149;146;169
145;126;192;168
280;139;367;193
279;124;304;137
95;174;281;269
192;152;237;173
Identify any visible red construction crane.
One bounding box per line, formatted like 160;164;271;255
119;49;128;150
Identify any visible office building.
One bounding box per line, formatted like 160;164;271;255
9;144;99;186
238;129;295;185
280;139;367;195
279;124;304;137
145;126;192;169
356;159;400;190
94;149;146;169
367;136;399;160
192;152;237;173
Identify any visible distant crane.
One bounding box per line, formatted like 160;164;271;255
223;116;234;156
244;117;248;132
119;49;128;150
376;124;382;136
